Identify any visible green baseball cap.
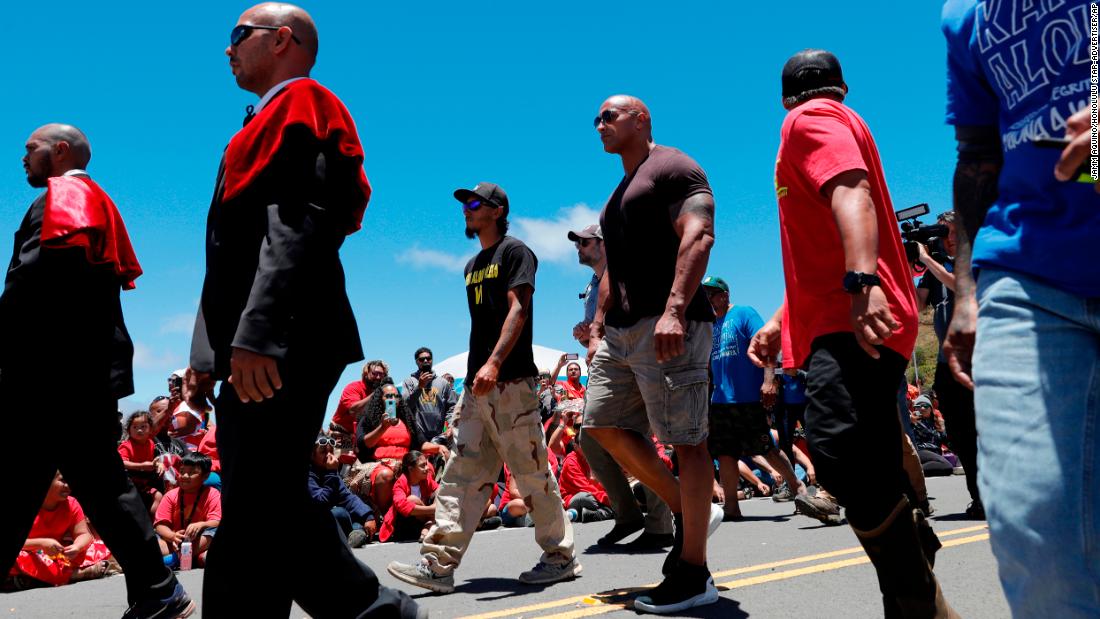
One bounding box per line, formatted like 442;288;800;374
701;276;728;293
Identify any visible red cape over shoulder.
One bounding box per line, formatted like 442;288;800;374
222;79;371;234
43;175;142;290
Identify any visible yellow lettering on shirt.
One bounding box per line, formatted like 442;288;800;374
466;262;500;305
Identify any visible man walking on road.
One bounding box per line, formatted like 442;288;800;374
583;94;723;614
388;182;580;594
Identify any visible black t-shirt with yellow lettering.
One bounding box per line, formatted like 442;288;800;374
464;236;538;381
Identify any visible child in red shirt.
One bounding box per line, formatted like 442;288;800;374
380;451;438;542
154;452;221;568
6;473;115;588
559;450;613;523
118;410;164;515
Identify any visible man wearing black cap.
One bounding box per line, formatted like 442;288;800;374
583;94;723;614
388;182;579;594
568;223;675;550
749;50;956;617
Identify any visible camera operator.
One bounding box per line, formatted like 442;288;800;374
913;212;980;519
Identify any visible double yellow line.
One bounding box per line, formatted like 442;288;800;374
457;524;990;619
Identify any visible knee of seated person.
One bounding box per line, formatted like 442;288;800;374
507;499;528;517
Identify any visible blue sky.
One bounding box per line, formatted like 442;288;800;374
0;2;956;419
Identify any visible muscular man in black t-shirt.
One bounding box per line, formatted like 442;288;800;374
582;95;721;614
388;182;578;594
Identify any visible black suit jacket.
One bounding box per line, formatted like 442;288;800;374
0;179;135;398
190;124;364;379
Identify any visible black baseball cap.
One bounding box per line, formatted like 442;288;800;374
454;182;509;216
781;49;846;99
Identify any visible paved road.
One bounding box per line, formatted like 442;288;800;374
2;476;1008;618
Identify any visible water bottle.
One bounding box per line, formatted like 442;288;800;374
179;541;192;570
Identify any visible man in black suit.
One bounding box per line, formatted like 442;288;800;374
0;123;194;618
185;4;420;617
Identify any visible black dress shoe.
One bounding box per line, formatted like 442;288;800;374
624;531;675;550
596;520;645;547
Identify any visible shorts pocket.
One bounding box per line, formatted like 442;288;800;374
659;366;709;442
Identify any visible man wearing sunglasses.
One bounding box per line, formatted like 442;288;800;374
582;95;723;614
388;182;579;593
184;3;420;618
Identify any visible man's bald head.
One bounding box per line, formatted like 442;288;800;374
23;124;91;187
246;2;318;59
597;94;653;155
228;3;318;95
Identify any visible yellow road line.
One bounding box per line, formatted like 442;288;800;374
455;525;989;619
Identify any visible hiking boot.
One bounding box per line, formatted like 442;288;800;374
597;520;644;547
965;499;985;520
387;559;455;594
518;557;582;585
772;482;795;502
661;504;724;575
347;529;368;548
795;493;844;526
635;560;718;614
121;582;196;619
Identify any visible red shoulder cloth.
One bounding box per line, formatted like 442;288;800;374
222;79;371;234
42;175;142;290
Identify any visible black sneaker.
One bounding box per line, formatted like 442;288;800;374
596;520;644;548
121;582;196;619
965;500;985;520
478;516;502;530
634;561;718;614
661;505;723;575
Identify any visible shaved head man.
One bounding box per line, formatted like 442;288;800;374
187;4;420;617
584;94;722;614
22;123;91;187
2;125;194;617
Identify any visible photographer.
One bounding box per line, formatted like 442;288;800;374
400;347;456;469
913;212;981;518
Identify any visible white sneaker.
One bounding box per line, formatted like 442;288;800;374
708;503;723;537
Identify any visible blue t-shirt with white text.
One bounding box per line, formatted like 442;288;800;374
942;0;1100;296
710;305;765;405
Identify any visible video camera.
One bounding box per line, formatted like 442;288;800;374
895;203;948;265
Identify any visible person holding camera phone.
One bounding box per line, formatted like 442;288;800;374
942;3;1100;616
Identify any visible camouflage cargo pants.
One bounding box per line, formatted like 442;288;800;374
420;377;575;575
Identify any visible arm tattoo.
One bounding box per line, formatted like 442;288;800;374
951;157;1002;297
670;193;715;227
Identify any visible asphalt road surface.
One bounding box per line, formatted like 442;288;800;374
2;475;1009;618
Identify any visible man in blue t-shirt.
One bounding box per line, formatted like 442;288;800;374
942;2;1100;616
702;276;805;521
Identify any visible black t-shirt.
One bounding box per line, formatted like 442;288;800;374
917;260;955;354
600;145;715;328
464;236;538;381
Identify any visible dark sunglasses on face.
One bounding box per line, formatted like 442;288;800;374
230;24;302;47
417;356;432;362
574;238;593;248
383;393;399;400
462;199;499;212
593;108;637;128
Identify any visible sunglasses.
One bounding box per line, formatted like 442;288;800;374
417;356;432;362
593;108;638;128
463;198;501;211
574;238;594;248
915;403;932;409
316;436;337;448
230;24;302;47
383;393;399;400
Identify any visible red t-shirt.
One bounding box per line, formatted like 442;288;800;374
556;380;585;401
118;438;155;463
154;487;222;530
370;420;413;460
379;473;439;542
332;381;369;435
774;98;917;367
197;427;221;473
28;496;85;541
558;451;608;507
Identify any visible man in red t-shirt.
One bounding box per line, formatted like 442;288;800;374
329;360;388;441
748;50;954;617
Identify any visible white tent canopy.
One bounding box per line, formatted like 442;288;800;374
433;344;587;382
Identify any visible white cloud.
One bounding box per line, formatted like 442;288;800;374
396;246;472;273
159;313;195;335
133;343;183;370
513;203;602;264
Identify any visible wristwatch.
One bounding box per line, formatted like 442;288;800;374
842;271;881;294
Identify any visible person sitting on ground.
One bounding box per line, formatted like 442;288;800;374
559;449;614;523
356;383;448;472
498;465;532;528
154;452;220;569
168;402;206;452
331;360;389;443
309;435;377;548
380;451;440;543
911;395;953;476
197;425;221;487
5;473;117;590
118;410;165;516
